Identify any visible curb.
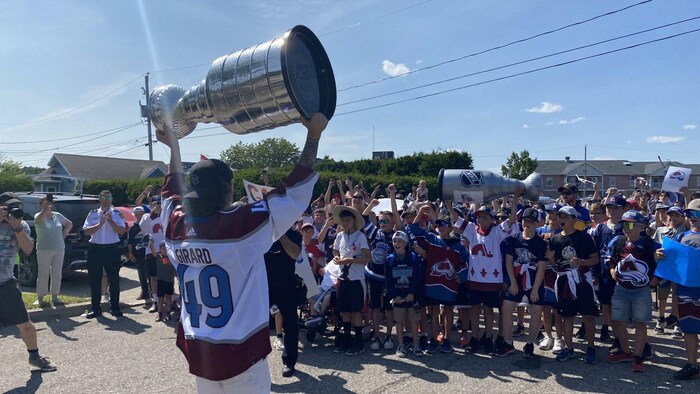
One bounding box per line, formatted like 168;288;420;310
28;299;147;323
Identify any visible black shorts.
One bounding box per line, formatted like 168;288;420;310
337;280;365;313
424;296;454;308
0;279;30;327
468;289;501;308
503;286;546;306
157;280;174;297
597;278;616;306
455;287;471;308
145;256;158;277
368;281;392;310
556;279;598;317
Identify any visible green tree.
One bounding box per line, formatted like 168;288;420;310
0;154;23;176
501;150;539;180
0;154;34;193
220;137;300;170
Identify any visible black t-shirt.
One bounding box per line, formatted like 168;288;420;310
503;232;547;286
127;222;143;247
264;228;302;289
549;230;597;273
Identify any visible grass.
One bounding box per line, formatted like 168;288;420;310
22;292;90;310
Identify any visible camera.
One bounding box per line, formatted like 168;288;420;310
9;207;23;219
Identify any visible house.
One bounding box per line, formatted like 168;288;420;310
32;154;168;193
535;158;700;198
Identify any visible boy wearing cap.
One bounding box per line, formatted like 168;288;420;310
558;183;591;231
332;205;372;356
655;199;700;380
546;205;599;364
498;208;548;358
604;210;660;372
386;231;425;357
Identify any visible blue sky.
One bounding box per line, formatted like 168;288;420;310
1;0;698;174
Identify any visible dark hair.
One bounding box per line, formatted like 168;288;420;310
184;180;231;217
339;210;355;219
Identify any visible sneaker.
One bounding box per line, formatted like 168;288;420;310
552;338;565;354
673;363;700;380
305;316;324;328
536;331;545;344
345;341;364;356
575;325;586;341
102;292;110;303
539;336;554;351
171;301;180;312
395;344;407;357
465;337;480;353
672;326;684;339
556;348;574;362
155;314;162;322
600;328;611;343
665;314;678;328
109;309;123;317
494;335;505;351
483;336;495;355
274;336;285;351
654;321;665;334
606;351;633;363
632;356;645;373
383;336;395;350
136;293;149;300
148;304;158;313
642;342;654;360
369;336;382;351
523;343;535;359
453;319;462;331
440;338;453;353
413;345;425;357
51;296;65;305
609;338;621;354
496;342;516;357
585;346;597;365
282;365;295;378
32;299;49;308
28;356;57;372
426;338;439;354
513;324;526;337
83;310;102;319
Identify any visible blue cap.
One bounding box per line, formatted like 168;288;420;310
620;210;645;223
668;206;684;215
605;194;627;207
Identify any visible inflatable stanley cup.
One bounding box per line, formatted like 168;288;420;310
149;25;336;138
438;169;542;203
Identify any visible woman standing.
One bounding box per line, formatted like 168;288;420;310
34;195;72;306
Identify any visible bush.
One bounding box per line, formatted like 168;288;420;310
83;178;164;206
0;174;35;194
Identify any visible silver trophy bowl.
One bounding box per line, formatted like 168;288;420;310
150;25;336;138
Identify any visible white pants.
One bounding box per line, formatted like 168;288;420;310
36;249;65;298
195;358;270;394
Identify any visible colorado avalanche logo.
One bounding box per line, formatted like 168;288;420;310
615;254;650;287
515;248;536;264
430;259;455;279
670;171;685;181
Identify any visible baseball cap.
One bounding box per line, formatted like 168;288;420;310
150;195;162;204
301;222;314;230
654;203;669;212
686;199;700;212
185;159;234;200
558;183;579;193
558;206;579;218
392;231;409;243
475;206;495;218
620;210;644;223
604;194;627;207
401;208;417;218
0;192;21;206
668;206;684;215
435;217;451;226
626;199;641;211
131;206;145;214
521;207;541;222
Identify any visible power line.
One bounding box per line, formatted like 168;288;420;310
0;74;146;126
335;27;700;117
106;144;146;158
320;0;435;37
338;0;654;92
338;16;700;107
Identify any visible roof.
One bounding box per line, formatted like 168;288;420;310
535;160;700;176
41;154;167;180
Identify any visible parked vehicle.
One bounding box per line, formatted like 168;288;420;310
14;192;130;287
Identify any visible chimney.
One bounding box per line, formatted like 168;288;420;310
565;156;570;163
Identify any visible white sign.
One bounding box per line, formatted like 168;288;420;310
661;166;691;192
243;179;273;203
370;198;392;215
295;245;320;299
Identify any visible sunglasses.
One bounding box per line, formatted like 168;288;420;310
100;196;113;201
496;216;508;221
686;210;700;219
561;191;573;196
622;222;639;230
436;222;449;227
378;219;391;224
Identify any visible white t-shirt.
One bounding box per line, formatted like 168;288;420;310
333;230;369;281
320;260;341;291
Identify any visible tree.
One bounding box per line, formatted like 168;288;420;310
501;150;539;180
0;154;23;176
0;154;34;193
220;137;300;170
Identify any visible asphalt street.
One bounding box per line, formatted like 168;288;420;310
1;268;699;393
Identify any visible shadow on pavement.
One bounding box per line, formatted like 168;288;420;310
44;318;90;342
272;370;356;394
99;307;151;335
4;371;44;394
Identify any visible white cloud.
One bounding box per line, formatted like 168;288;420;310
523;124;530;128
415;59;423;65
545;121;555;126
525;101;563;113
382;60;410;77
545;116;585;126
646;136;686;144
683;124;697;130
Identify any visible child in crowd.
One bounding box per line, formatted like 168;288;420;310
156;241;176;322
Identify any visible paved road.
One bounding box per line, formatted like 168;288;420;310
2;269;699;393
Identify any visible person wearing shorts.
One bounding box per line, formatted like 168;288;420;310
604;210;660;372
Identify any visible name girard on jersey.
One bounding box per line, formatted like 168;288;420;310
174;247;213;265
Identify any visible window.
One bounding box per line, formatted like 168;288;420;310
609;176;616;186
47;187;56;192
696;176;700;187
628;177;636;187
546;177;553;186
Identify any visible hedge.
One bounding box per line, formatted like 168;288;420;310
0;174;35;195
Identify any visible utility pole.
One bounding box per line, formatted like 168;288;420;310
139;73;154;161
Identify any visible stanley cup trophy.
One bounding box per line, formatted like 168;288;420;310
149;25;336;137
438;169;542;204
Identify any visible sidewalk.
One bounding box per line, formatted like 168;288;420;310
23;265;148;323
